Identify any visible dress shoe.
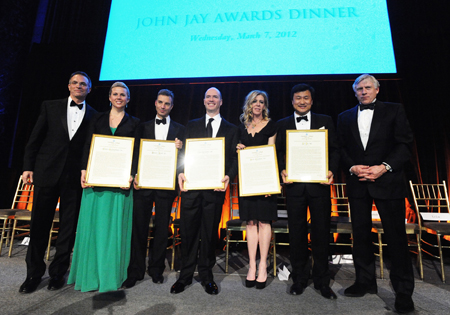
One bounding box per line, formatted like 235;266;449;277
170;280;191;294
314;285;337;300
47;276;65;291
255;280;266;289
289;283;306;295
150;274;164;284
395;293;415;313
202;281;219;295
245;279;256;288
121;278;137;289
344;282;377;297
19;277;42;294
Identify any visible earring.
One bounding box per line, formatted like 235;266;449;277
109;102;112;107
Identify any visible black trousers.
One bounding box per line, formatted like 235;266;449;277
26;171;82;279
287;191;331;287
349;195;414;295
127;190;174;279
177;191;224;284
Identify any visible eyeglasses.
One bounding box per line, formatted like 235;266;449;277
70;81;88;87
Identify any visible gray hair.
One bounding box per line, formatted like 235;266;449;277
352;74;380;92
109;81;130;100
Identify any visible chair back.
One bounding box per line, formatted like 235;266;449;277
409;181;450;227
11;176;34;210
330;183;350;218
229;182;240;219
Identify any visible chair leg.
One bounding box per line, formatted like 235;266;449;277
416;234;423;280
272;232;277;277
437;234;445;283
8;219;18;258
0;218;6;256
378;232;384;280
46;222;55;261
225;230;230;274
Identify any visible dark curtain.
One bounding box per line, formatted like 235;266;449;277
2;0;450;207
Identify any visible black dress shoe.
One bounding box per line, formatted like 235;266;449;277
289;283;306;295
344;282;377;297
121;278;137;289
150;274;164;284
314;285;337;300
19;277;42;294
255;280;266;290
245;279;256;288
171;281;189;294
395;293;415;313
202;281;219;295
48;276;65;291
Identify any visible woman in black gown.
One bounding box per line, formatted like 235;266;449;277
237;90;277;289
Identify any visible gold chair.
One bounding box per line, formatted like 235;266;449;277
225;182;246;273
371;198;423;280
271;188;288;276
410;180;450;283
0;176;33;256
329;183;353;248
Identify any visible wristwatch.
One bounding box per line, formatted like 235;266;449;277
382;162;392;172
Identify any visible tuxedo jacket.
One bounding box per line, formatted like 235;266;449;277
23;98;97;187
337;100;414;199
276;112;340;198
133;118;185;199
180;116;239;203
81;110;140;171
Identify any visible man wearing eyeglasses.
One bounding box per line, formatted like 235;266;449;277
19;71;97;294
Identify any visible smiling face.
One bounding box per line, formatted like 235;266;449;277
155;94;173;119
68;74;91;102
109;87;129;110
292;90;313;116
355;78;379;105
251;94;265;117
204;88;222;116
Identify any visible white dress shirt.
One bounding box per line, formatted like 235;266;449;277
205;113;222;138
357;100;376;150
67;97;86;140
294;111;311;130
155;115;171;140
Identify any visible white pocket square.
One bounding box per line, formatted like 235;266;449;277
319;126;325;129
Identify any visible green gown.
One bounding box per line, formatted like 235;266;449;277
68;127;133;292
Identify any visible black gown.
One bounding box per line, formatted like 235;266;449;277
238;120;278;221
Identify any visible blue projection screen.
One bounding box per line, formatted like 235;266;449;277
100;0;396;81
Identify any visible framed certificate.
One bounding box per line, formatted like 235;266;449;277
238;144;281;197
136;139;178;190
183;137;225;190
286;129;328;182
85;134;135;187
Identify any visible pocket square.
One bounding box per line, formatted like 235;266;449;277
319;126;325;129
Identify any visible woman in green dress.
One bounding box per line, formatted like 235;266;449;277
68;82;140;292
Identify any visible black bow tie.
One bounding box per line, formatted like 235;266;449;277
360;103;375;111
296;116;308;122
70;100;83;110
156;117;167;125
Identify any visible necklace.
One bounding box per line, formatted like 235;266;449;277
250;119;262;129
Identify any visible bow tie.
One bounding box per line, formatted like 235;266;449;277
70;100;83;110
296;116;308;122
360;103;375;111
156;117;167;125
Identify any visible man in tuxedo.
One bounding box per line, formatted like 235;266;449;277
20;71;97;293
122;89;185;288
337;74;415;313
170;87;238;295
276;83;339;299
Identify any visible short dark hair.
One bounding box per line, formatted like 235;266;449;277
157;89;174;102
291;83;315;101
69;71;92;88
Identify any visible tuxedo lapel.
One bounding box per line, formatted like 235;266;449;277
366;101;384;149
167;121;176;140
216;119;228;137
310;113;319;129
59;98;69;138
148;120;156;139
287;114;296;130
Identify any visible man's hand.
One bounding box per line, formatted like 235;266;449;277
175;138;183;149
120;176;133;190
22;171;34;184
215;175;230;192
281;170;293;185
236;143;246;152
320;171;334;185
133;177;140;190
362;165;387;181
178;173;188;192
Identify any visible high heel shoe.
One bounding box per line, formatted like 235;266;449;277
245;279;256;288
255;280;266;289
